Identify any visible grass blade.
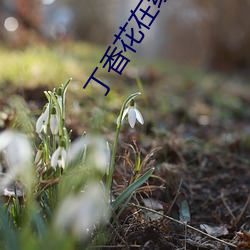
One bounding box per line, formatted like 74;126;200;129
112;167;154;211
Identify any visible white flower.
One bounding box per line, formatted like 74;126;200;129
51;145;67;169
50;106;59;135
35;144;43;164
35;149;42;164
67;136;110;173
54;182;109;240
36;104;49;133
120;100;144;128
56;87;63;112
57;95;63;112
88;137;110;173
0;130;33;190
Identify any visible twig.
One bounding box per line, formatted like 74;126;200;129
130;203;237;249
166;178;183;215
184;221;187;250
221;190;236;221
89;244;141;248
233;192;250;227
34;179;59;198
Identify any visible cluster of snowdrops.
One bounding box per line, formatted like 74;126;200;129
0;79;153;249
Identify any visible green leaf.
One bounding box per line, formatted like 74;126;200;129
179;199;191;222
32;209;46;237
62;78;72;99
112;167;154;211
135;152;141;173
0;208;21;250
112;193;133;225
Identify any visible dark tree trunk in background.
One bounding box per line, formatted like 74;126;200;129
16;0;41;31
0;0;42;46
203;0;250;71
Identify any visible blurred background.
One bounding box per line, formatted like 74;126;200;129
1;0;250;73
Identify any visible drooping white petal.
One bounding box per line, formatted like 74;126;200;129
50;114;59;135
117;101;144;128
67;137;88;164
35;149;42;164
59;148;67;169
128;107;136;128
5;133;32;171
92;138;110;173
36;113;45;133
57;96;63;112
51;147;67;169
0;130;14;151
36;104;50;134
68;136;109;172
117;107;130;125
44;103;50;118
51;147;61;168
41;121;48;133
57;158;65;169
116;116;120;125
0;131;33;190
135;109;144;125
121;107;129;121
54;182;109;240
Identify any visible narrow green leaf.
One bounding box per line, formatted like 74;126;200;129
62;78;72;98
179;199;191;222
112;167;154;211
32;210;45;237
112;192;133;225
0;208;21;250
135;152;141;172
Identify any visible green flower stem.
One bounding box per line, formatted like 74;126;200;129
63;127;70;150
49;92;63;136
45;96;53;164
52;134;56;152
106;92;141;196
61;78;72;127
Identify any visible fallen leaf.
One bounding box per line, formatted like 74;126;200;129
142;198;164;221
237;231;250;248
143;198;163;211
200;224;229;237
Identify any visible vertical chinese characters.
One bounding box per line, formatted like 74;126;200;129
83;0;167;96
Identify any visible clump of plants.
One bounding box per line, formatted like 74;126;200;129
0;79;154;249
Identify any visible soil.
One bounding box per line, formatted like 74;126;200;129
1;68;250;250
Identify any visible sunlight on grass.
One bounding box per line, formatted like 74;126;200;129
0;43;103;87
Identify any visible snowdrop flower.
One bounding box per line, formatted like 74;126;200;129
0;130;33;190
54;182;109;240
50;106;59;135
121;99;144;128
88;137;110;173
35;144;43;165
57;87;63;111
67;136;110;173
51;142;67;169
36;103;50;133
